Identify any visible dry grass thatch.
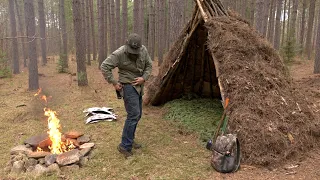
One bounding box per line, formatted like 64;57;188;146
145;0;320;166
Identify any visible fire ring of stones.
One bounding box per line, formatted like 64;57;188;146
5;131;94;177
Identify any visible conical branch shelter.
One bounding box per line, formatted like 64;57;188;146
146;0;320;166
150;0;229;106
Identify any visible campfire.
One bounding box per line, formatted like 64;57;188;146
41;108;76;154
5;88;95;176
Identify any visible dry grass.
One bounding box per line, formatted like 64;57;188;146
0;59;220;179
1;57;320;180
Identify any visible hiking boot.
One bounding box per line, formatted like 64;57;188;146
132;142;142;149
117;145;133;158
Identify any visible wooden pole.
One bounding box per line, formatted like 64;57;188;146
195;0;208;22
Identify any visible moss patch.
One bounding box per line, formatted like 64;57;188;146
164;98;223;142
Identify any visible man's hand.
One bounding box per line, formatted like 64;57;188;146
132;77;145;86
113;83;123;91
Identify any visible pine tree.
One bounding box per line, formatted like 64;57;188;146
73;0;88;86
98;0;105;67
59;0;68;72
24;0;39;90
38;0;47;65
8;0;19;74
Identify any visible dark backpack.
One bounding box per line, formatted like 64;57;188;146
211;134;241;173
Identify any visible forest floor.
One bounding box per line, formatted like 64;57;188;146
0;56;319;179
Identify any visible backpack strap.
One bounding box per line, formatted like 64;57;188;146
232;138;241;172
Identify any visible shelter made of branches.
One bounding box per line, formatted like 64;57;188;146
148;0;228;106
146;0;320;166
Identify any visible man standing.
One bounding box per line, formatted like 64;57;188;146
100;33;152;158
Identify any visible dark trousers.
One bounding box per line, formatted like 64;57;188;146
120;84;142;151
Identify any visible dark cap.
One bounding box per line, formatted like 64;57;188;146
126;33;142;54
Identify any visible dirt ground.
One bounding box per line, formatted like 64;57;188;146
0;57;319;179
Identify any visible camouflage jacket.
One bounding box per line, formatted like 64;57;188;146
100;45;152;95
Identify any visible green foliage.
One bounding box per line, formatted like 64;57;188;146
0;51;12;78
281;36;298;64
164;98;223;142
57;54;68;73
77;71;87;82
65;0;73;25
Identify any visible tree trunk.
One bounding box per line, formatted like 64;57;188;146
262;0;270;37
122;0;128;44
5;20;9;58
90;0;96;60
245;0;249;20
312;11;318;51
38;0;47;66
0;21;3;53
222;0;228;8
184;0;188;24
50;1;57;56
290;0;298;42
267;0;275;44
14;0;27;68
105;0;109;55
306;0;316;60
169;0;184;46
140;0;145;45
300;0;307;54
286;0;291;42
235;0;239;12
9;0;20;74
56;5;61;57
154;0;159;59
148;0;155;60
133;0;139;33
158;0;165;65
73;0;88;86
86;0;91;65
98;0;105;67
314;5;320;73
237;0;241;16
115;0;121;47
255;0;264;34
24;0;39;90
241;0;247;18
249;0;255;25
97;0;100;57
81;0;87;63
281;0;287;46
274;0;282;50
110;0;116;51
60;0;68;69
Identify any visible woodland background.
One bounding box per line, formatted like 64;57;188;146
1;0;320;88
1;1;320;179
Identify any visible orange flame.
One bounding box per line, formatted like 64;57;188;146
44;108;75;154
36;147;44;152
34;88;42;97
44;108;63;154
41;95;47;103
35;88;75;154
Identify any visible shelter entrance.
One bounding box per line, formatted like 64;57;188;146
151;21;221;105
